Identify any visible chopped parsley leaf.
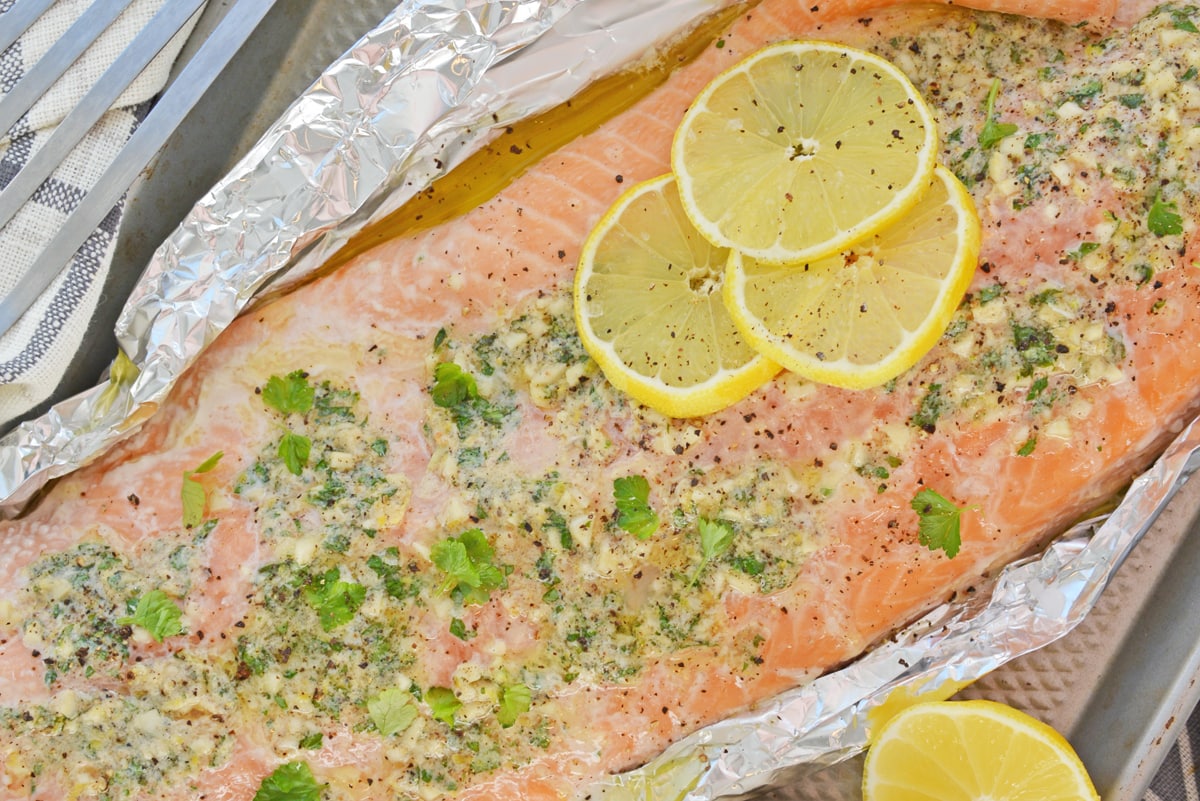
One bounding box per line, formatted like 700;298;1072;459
691;518;734;585
431;362;514;432
1066;242;1099;261
181;451;223;528
613;475;659;540
431;529;511;605
431;362;479;408
303;568;366;632
278;431;312;476
910;488;968;558
1148;192;1184;237
262;371;315;416
497;683;532;728
253;761;324;801
449;617;476;640
1171;7;1200;32
368;688;419;736
1026;376;1049;401
909;384;946;433
298;733;323;750
427;686;462;726
116;589;184;642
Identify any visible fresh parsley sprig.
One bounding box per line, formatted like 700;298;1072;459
690;518;735;585
910;488;973;558
613;475;659;540
979;78;1018;150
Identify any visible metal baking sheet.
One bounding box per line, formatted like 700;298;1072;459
60;2;1200;798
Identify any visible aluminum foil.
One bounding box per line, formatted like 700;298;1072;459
0;1;1196;800
0;0;735;512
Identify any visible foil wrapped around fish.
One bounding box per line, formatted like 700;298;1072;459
1;1;1197;797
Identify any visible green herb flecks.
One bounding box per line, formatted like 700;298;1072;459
449;617;476;640
182;451;223;528
613;475;659;540
910;384;946;434
1066;242;1099;261
1012;323;1058;375
298;733;324;750
116;589;184;642
431;362;515;433
910;488;970;558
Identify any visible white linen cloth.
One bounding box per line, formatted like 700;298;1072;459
0;0;200;429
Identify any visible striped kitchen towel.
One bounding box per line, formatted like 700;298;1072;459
0;0;201;430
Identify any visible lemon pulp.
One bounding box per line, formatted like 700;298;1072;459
863;700;1100;801
672;39;938;264
573;173;779;418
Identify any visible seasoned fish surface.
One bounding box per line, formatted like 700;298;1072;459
1;0;1196;798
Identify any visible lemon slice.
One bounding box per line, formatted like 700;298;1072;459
863;700;1100;801
723;164;979;389
573;173;779;418
672;40;938;264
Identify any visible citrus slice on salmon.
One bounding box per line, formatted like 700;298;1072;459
723;164;980;389
574;173;779;418
863;700;1100;801
671;39;939;263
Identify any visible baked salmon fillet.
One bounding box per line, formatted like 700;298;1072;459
1;0;1196;798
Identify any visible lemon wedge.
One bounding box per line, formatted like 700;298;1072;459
672;40;938;264
722;164;979;389
573;173;779;418
863;700;1100;801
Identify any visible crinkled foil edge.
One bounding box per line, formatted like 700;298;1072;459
0;0;734;512
0;1;1196;800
